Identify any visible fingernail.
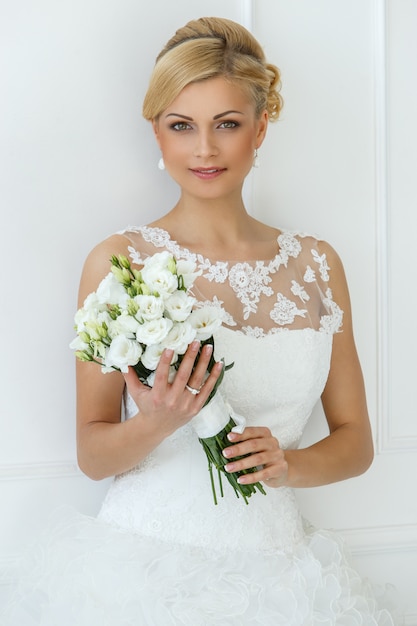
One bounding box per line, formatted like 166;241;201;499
224;463;235;472
227;432;236;442
223;447;231;458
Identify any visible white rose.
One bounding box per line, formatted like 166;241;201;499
141;253;178;297
176;259;202;288
134;294;165;322
107;313;140;339
96;272;129;307
69;335;88;351
140;343;165;370
161;321;197;355
74;297;106;331
140;343;164;368
188;306;223;341
80;292;103;313
164;291;196;322
136;317;173;346
142;250;175;273
142;268;178;298
105;335;142;373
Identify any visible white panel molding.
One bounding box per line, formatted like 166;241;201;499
240;0;255;216
240;0;253;30
374;0;417;453
0;461;80;481
340;522;417;556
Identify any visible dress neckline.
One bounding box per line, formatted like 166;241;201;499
137;224;286;265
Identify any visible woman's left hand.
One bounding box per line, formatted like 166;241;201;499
222;427;288;488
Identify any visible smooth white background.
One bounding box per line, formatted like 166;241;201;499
0;0;416;621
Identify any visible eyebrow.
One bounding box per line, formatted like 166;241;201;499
165;110;245;121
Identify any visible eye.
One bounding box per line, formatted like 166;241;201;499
170;121;192;131
218;120;240;129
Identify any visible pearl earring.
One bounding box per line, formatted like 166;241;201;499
158;157;165;171
253;149;260;168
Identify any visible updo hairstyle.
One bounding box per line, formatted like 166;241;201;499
142;17;283;122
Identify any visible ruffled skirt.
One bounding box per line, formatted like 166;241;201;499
0;509;397;626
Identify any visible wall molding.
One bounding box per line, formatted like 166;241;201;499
240;0;253;30
0;461;80;481
340;522;417;556
374;0;417;453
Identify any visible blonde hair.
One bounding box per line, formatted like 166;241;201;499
142;17;283;122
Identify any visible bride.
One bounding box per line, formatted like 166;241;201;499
2;16;396;625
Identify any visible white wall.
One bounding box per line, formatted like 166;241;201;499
1;0;415;621
253;1;417;621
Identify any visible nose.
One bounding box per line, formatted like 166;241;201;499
193;130;218;159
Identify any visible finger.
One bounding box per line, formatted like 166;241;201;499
170;341;201;392
224;450;270;474
123;366;149;392
225;449;288;485
150;348;176;389
223;429;277;458
226;426;272;444
193;359;224;404
188;343;215;385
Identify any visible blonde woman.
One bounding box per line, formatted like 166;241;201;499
2;17;396;625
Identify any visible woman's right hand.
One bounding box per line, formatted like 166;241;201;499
123;341;224;437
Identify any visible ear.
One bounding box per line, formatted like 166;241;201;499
152;119;161;148
255;110;269;149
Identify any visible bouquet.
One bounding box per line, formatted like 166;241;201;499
70;251;266;504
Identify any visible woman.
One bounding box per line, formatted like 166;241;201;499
2;16;395;625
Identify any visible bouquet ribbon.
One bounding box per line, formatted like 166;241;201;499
191;392;266;505
191;393;246;438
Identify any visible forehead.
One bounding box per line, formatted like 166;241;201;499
163;76;255;117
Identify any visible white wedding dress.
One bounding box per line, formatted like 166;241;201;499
1;227;396;625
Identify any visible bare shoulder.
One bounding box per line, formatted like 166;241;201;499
316;239;350;298
78;233;131;306
316;238;343;265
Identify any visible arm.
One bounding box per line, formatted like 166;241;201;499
75;234;223;480
223;242;374;488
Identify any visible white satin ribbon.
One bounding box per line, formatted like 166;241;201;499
191;392;246;439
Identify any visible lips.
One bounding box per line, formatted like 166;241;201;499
190;167;226;179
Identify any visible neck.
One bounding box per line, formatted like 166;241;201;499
158;191;254;247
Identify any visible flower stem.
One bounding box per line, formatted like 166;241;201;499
199;417;267;504
208;461;218;506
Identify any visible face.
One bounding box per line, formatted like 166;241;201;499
152;76;268;201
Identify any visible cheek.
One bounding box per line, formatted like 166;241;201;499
232;137;255;164
159;135;188;160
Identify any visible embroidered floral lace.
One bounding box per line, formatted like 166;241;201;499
98;226;343;552
3;226;396;624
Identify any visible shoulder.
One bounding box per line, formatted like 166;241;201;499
286;231;344;270
83;232;132;275
77;232;134;305
284;231;349;300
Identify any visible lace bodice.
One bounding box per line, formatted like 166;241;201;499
98;226;343;553
117;226;343;337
